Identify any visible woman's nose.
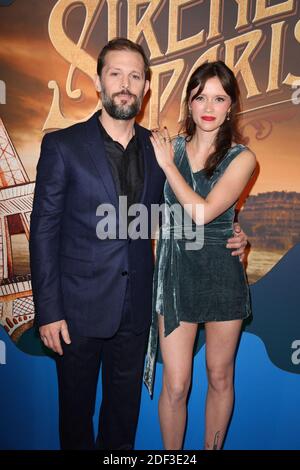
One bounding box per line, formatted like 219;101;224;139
205;100;213;112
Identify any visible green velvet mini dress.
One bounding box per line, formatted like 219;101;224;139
144;136;251;395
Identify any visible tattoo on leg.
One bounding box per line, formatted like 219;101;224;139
213;431;221;450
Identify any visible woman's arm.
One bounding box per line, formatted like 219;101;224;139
150;129;256;225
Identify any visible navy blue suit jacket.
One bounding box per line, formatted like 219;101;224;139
30;111;165;337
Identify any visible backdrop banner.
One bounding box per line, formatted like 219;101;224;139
0;0;299;450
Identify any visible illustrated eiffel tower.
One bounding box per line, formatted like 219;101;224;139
0;117;36;343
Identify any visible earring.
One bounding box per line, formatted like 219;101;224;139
226;111;231;121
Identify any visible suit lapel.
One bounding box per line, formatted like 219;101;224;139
84;113;152;210
85;112;119;208
135;123;151;205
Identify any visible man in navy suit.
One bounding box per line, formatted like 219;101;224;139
30;38;247;450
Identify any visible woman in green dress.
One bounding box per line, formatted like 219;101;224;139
144;61;256;450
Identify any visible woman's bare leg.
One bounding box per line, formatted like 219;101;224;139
158;316;198;450
204;319;243;450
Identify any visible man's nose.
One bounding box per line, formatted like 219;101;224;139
121;76;130;89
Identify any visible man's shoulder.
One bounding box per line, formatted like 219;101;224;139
135;122;151;138
42;112;97;144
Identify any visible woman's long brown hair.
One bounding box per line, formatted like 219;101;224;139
182;61;245;178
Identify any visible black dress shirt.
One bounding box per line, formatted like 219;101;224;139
97;116;144;213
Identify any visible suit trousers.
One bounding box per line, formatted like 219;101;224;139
55;281;149;450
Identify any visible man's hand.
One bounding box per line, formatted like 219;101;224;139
226;222;248;262
39;320;71;356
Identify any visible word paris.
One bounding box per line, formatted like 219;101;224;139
96;197;204;250
45;0;299;130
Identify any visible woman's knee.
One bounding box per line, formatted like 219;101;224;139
206;365;233;393
163;376;190;407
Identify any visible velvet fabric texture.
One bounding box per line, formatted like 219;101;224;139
144;136;251;395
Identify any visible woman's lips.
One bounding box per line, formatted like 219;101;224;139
201;116;216;121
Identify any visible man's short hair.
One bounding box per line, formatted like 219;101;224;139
97;37;150;80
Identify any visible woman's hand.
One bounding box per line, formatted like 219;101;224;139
150;127;175;171
227;223;248;262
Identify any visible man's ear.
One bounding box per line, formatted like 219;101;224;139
143;80;150;97
94;74;101;93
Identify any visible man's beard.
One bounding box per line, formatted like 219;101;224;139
101;86;143;120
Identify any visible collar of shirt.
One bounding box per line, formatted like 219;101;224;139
97;111;137;151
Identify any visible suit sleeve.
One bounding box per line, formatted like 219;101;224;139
29;133;67;327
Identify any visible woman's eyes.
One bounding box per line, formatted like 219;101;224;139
195;96;225;102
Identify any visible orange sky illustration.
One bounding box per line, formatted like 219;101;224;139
0;0;299;196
